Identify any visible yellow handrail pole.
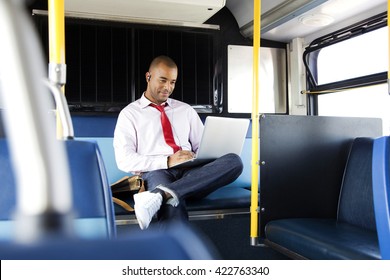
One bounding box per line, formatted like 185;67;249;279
250;0;261;246
48;0;66;138
388;0;389;94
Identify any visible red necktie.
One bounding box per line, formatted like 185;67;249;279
150;103;181;153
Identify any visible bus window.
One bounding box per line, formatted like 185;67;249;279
318;84;390;135
317;27;388;85
304;13;389;135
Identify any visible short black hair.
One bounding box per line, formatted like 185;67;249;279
149;55;177;71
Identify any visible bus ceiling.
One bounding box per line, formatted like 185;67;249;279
227;0;387;43
29;0;387;43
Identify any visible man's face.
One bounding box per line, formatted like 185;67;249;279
145;63;178;105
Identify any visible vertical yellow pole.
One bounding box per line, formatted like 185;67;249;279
48;0;66;138
48;0;65;65
388;0;389;94
250;0;261;246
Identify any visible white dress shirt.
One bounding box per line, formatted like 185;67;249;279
113;94;204;173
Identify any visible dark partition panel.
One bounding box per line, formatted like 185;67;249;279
258;115;382;237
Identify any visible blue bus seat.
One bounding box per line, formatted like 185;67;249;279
66;140;116;238
0;139;116;239
73;115;255;216
265;137;380;259
79;136;254;214
372;136;390;260
0;222;217;259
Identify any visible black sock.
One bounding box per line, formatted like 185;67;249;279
151;188;167;202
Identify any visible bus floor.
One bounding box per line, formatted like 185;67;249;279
116;213;290;260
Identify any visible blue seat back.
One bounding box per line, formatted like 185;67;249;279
223;138;252;188
372;136;390;259
66;140;116;238
77;137;130;184
0;139;16;221
72;115;130;184
337;137;376;231
0;223;216;260
0;139;116;239
72;115;117;137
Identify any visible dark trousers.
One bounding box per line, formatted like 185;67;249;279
141;153;243;228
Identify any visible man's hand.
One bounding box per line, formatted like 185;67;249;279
167;150;195;168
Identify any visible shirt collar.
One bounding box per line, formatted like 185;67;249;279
140;92;172;109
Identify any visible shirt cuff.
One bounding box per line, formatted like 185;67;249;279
152;155;169;170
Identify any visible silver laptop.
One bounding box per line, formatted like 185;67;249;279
170;116;250;168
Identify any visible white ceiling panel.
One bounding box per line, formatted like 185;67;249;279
64;0;225;24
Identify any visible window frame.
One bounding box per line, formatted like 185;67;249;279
303;12;387;94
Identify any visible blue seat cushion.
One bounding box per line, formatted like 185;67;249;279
186;186;253;211
265;218;380;259
114;186;253;215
